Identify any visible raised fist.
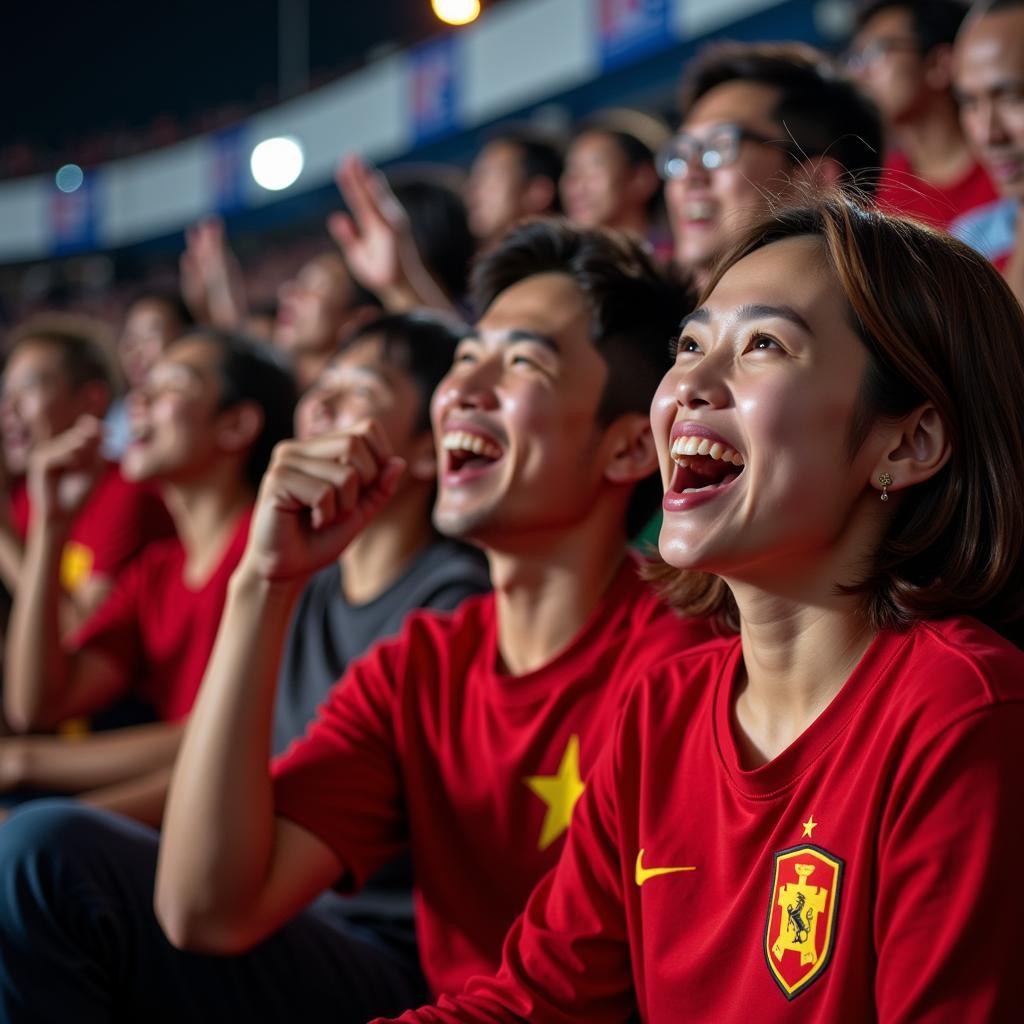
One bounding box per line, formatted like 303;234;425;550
242;418;404;582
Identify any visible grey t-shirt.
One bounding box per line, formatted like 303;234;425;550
272;537;489;757
270;537;489;940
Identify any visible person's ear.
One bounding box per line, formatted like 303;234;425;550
924;44;954;92
215;400;264;457
406;429;438;483
603;413;659;486
521;175;556;216
870;403;951;499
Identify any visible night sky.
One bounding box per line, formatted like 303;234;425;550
3;1;468;153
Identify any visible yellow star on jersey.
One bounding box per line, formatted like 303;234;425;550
525;734;586;851
802;814;819;838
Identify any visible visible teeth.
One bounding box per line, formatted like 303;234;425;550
670;435;744;466
685;199;716;219
442;431;502;460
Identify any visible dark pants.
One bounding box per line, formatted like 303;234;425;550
0;800;428;1023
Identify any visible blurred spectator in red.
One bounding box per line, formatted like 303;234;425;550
660;42;883;286
105;292;194;458
1;329;295;823
953;0;1024;300
847;1;995;229
465;126;564;251
0;315;172;630
561;109;670;255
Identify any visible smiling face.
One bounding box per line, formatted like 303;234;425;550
467;140;529;243
274;255;356;355
1;341;94;474
430;272;611;545
667;81;794;275
651;236;884;584
121;336;230;484
560;131;638;230
955;9;1024;199
296;334;424;455
119;298;184;389
848;7;931;126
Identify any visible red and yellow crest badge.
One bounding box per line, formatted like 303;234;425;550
763;844;843;999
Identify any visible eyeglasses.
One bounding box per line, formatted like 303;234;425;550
844;37;921;73
656;123;796;180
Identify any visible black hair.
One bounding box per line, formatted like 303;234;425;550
483;125;565;211
855;1;969;52
390;172;477;304
574;109;670;167
6;314;118;397
341;311;468;432
680;42;883;196
181;327;297;492
470;218;697;536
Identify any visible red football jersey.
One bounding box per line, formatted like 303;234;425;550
387;617;1024;1023
875;151;997;231
10;462;173;593
69;509;252;722
271;559;722;998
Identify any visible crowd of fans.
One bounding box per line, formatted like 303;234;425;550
0;2;1022;1020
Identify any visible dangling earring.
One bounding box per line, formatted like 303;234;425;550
878;472;893;502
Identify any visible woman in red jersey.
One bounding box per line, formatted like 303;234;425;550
378;194;1024;1023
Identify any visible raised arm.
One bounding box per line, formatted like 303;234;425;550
329;155;457;314
179;218;249;328
156;421;405;954
4;418;125;732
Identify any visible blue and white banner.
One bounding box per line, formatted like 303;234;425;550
212;124;249;214
49;172;101;255
408;34;461;145
597;0;675;72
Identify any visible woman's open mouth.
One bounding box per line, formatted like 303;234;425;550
664;433;744;511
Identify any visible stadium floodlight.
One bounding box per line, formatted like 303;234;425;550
55;164;85;193
432;0;480;26
250;136;305;192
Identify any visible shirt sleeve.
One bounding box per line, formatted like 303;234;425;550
875;701;1024;1022
374;697;640;1024
271;638;410;894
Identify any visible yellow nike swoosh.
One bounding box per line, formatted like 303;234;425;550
635;848;697;887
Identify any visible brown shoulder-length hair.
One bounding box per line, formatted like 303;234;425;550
648;191;1024;644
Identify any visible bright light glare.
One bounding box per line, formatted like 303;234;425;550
432;0;480;26
250;136;304;191
55;164;84;193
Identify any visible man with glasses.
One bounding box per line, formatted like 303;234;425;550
658;42;882;285
846;1;995;229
